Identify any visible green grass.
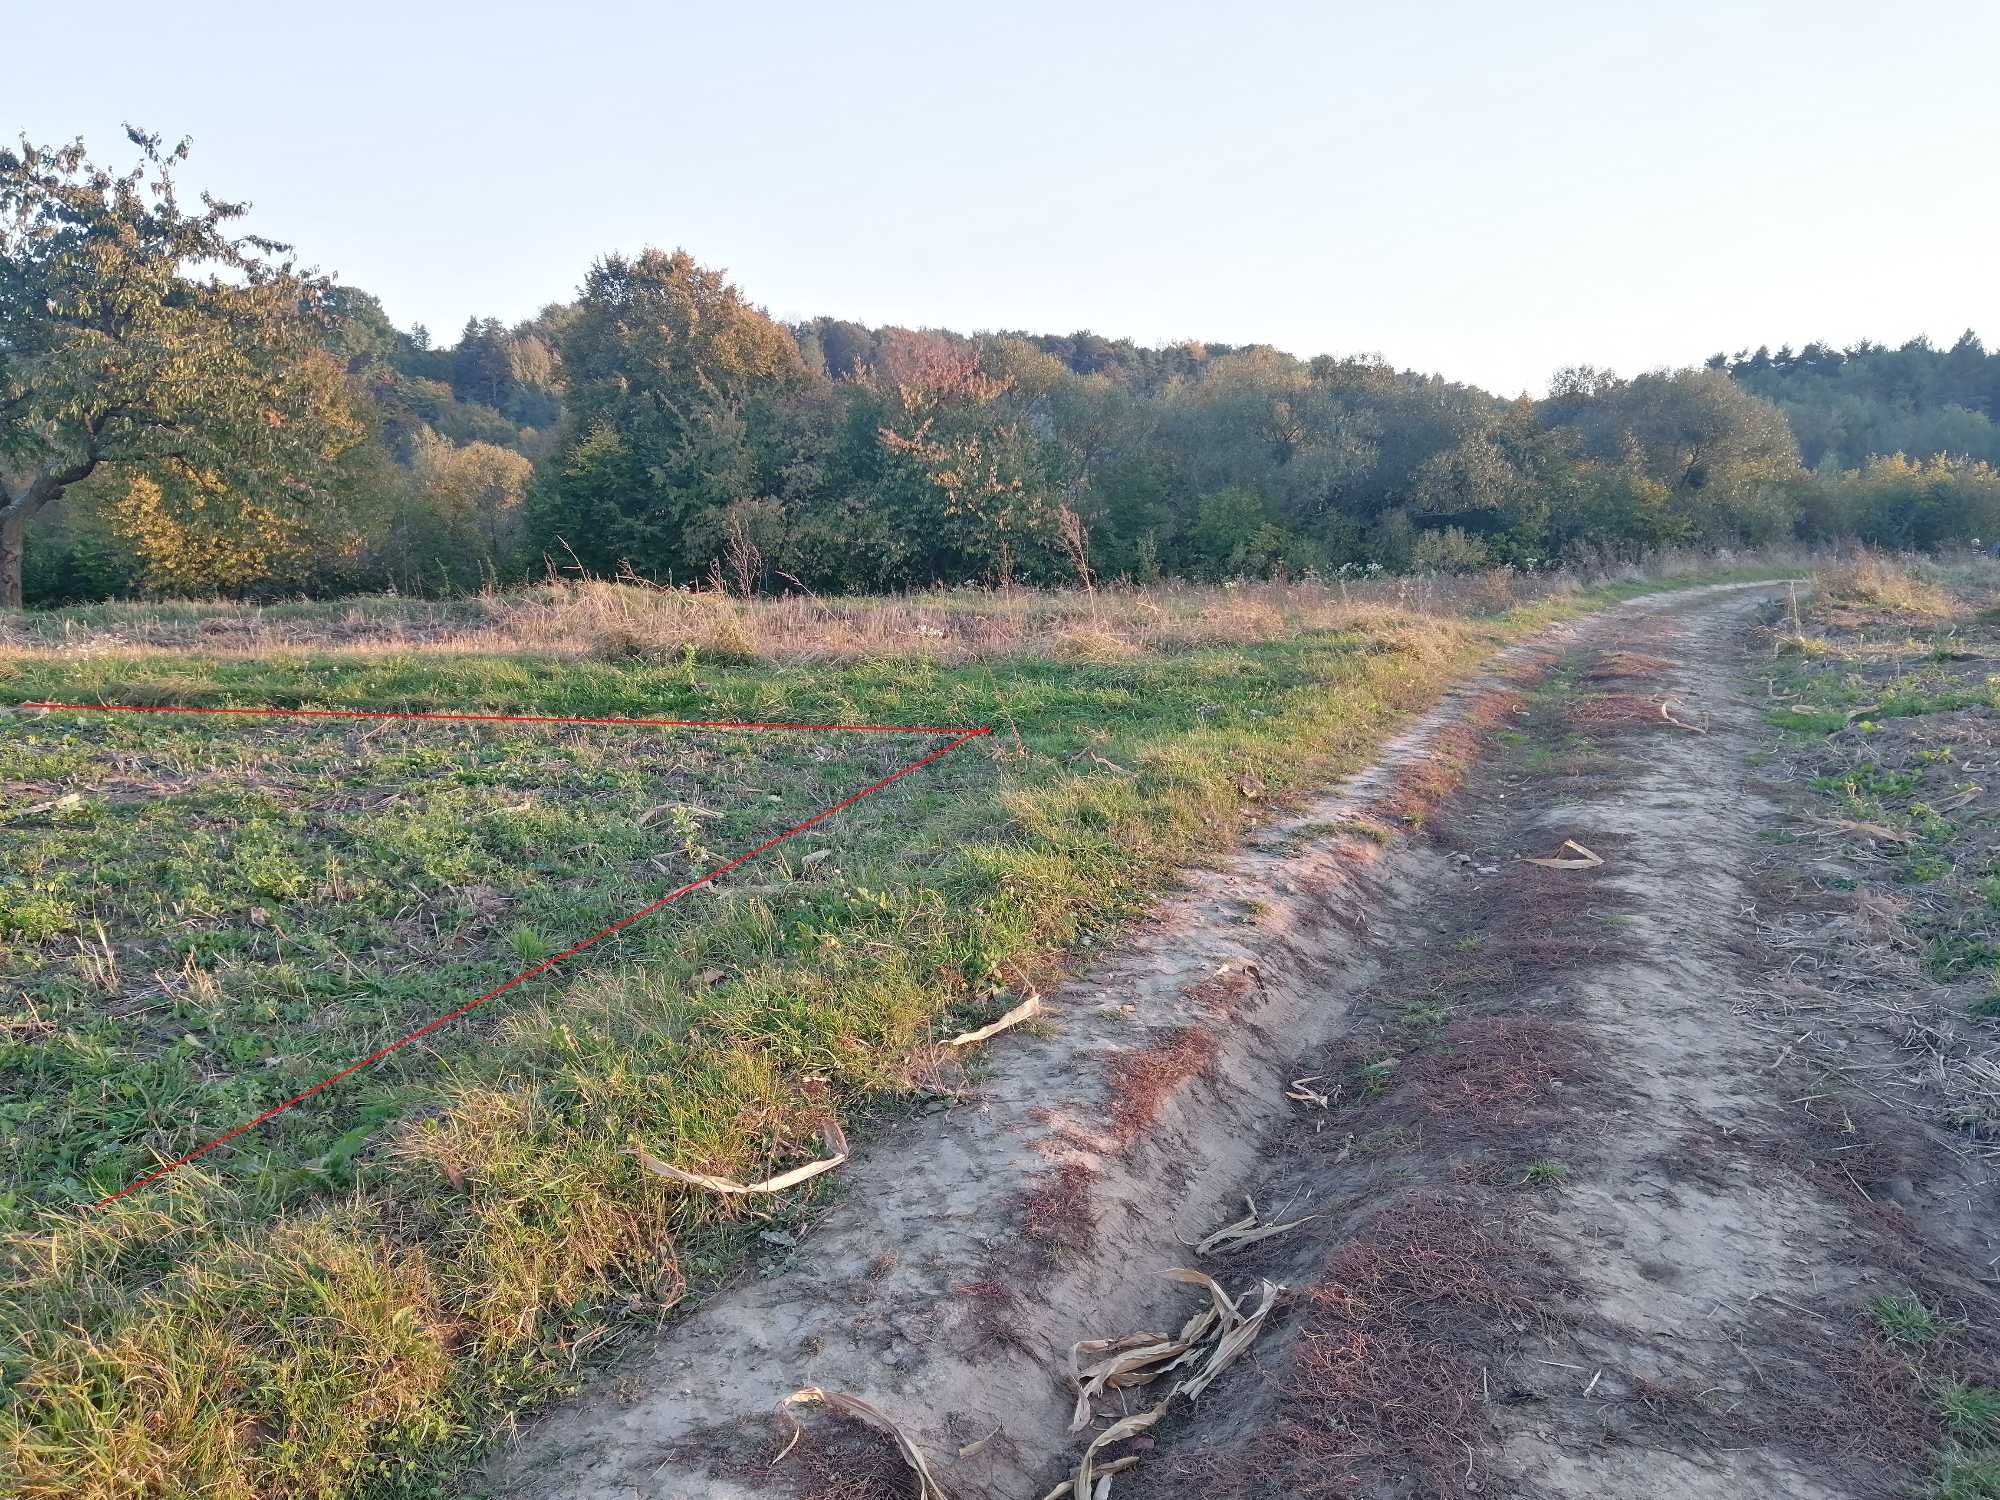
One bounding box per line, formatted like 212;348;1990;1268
0;573;1783;1498
1869;1290;1941;1346
1941;1383;2000;1443
1931;1447;2000;1500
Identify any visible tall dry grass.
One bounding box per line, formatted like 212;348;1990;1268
1811;551;1960;619
0;546;1815;666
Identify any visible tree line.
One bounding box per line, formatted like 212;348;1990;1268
9;131;2000;609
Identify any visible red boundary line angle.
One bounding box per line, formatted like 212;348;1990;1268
19;700;989;1208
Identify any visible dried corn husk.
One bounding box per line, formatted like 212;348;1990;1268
1195;1197;1319;1256
632;1122;848;1196
777;1387;951;1500
1035;1456;1137;1500
1524;839;1603;870
946;993;1044;1048
1074;1397;1171;1500
1067;1334;1190;1431
1180;1279;1282;1399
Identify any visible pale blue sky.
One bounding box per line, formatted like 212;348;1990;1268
13;1;1997;394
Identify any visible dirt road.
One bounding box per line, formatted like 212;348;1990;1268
487;582;1998;1500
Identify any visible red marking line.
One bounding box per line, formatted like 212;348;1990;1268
22;701;976;735
74;718;990;1208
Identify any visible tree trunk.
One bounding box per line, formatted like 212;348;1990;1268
0;508;24;610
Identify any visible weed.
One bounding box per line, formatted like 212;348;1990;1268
1940;1384;2000;1442
1926;935;2000;980
507;925;551;965
1105;1026;1220;1140
1816;556;1958;620
1400;998;1455;1034
1019;1161;1097;1253
1931;1445;2000;1500
1359;1053;1402;1098
1870;1290;1940;1346
1522;1158;1567;1186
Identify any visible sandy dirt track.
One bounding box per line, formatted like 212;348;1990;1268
487;581;1996;1500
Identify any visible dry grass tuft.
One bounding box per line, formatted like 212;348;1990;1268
1411;1015;1594;1127
1564;693;1674;735
1581;650;1680;682
1815;554;1958;620
772;1419;914;1500
1186;965;1265;1020
1240;1193;1552;1498
0;576;1530;666
1019;1161;1099;1252
1370;690;1525;829
1105;1026;1221;1141
0;549;1803;666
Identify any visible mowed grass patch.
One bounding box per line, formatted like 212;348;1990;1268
0;586;1731;1499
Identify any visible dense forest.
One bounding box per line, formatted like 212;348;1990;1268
8;132;2000;608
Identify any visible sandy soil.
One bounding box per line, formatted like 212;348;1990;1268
485;582;1998;1500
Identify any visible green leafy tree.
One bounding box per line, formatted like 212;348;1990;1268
0;128;363;606
536;248;802;575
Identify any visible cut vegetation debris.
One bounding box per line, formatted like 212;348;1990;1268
1192;1196;1320;1256
1522;838;1604;869
945;991;1044;1048
1054;1268;1284;1492
631;1122;849;1196
777;1387;952;1500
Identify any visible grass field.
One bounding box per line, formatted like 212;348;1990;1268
1751;555;2000;1495
0;566;1785;1498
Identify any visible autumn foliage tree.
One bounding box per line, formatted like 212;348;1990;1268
0;128;362;605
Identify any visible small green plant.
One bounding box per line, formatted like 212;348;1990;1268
1971;980;2000;1021
1400;998;1453;1033
1939;1383;2000;1442
507;925;551;964
1926;934;2000;981
667;804;711;868
1523;1158;1567;1186
1930;1444;2000;1500
1360;1054;1400;1098
1869;1290;1939;1346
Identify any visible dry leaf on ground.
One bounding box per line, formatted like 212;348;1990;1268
1286;1074;1331;1108
777;1387;952;1499
631;1123;849;1196
946;993;1044;1048
1194;1197;1319;1256
1524;839;1604;870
